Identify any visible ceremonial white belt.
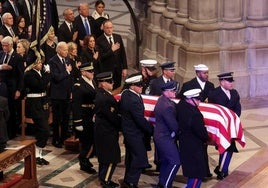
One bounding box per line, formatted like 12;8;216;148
27;93;46;98
81;104;94;108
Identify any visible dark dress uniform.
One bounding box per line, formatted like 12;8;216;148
154;93;180;188
72;75;96;174
24;68;51;149
94;87;121;185
208;72;241;179
120;88;153;187
176;98;209;186
179;77;215;102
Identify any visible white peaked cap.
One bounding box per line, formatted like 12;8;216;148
183;88;202;98
194;64;209;71
125;75;142;84
140;59;157;67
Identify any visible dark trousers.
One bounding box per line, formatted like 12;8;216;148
112;68;122;90
33;117;50;148
159;162;180;188
79;124;94;158
99;163;117;182
51;99;70;143
186;178;202;188
124;147;142;185
219;151;233;173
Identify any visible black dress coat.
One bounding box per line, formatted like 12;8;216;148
94;87;121;164
179;77;215;102
176;99;209;178
57;21;75;43
0;96;9;145
120;89;153;168
17;0;33;27
149;76;179;96
48;55;72;100
80;47;101;76
208;86;241;117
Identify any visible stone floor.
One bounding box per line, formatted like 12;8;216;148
3;1;268;187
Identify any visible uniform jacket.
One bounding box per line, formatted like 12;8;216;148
0;96;9;144
24;68;50;119
0;50;24;97
94;87;121;164
48;55;72;100
153;95;180;164
149;76;179;97
72;77;96;127
96;33;128;73
208;86;241;116
120;89;153;168
179;77;215;102
176;99;209;178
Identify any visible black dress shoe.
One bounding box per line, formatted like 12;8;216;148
40;158;49;165
217;171;228;180
214;166;220;175
100;180;119;188
121;181;138;188
109;180;119;187
80;166;97;174
207;172;213;178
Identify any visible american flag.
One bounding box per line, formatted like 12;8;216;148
115;94;246;154
30;0;53;58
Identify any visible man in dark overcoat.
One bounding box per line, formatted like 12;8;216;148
94;72;121;188
153;81;180;188
72;63;97;174
208;72;241;180
176;88;209;188
120;74;153;188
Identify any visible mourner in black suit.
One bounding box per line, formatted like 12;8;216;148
149;61;179;96
208;72;241;180
72;63;97;174
94;72;121;187
49;41;73;148
73;3;97;52
24;57;51;165
17;0;32;27
96;20;128;90
176;89;209;188
0;36;24;139
153;81;180;188
0;13;18;46
57;8;78;43
120;74;154;188
178;64;215;178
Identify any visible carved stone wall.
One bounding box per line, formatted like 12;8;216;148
130;0;268;98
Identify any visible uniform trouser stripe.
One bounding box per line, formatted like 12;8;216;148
165;164;177;187
105;163;113;182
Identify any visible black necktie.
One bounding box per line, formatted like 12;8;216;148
109;37;113;45
70;23;73;31
3;53;9;64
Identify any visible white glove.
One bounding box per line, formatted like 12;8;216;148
171;131;176;138
75;126;83;131
43;64;50;73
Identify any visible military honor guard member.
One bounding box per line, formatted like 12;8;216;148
149;61;179;96
153;81;180;188
94;72;121;188
178;63;215;178
72;63;97;174
139;59;157;95
208;72;241;180
120;74;154;188
24;57;51;165
176;89;209;188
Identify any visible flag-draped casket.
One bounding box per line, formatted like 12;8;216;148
115;94;246;154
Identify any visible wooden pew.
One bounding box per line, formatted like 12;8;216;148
0;140;38;188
